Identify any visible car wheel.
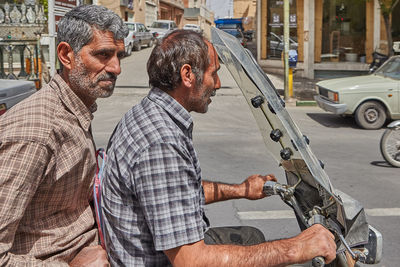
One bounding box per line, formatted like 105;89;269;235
133;42;141;51
354;101;387;129
126;44;132;56
148;39;154;47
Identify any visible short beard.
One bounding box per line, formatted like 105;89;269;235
68;56;116;102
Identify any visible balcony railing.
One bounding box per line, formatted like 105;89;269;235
0;3;47;88
0;39;43;88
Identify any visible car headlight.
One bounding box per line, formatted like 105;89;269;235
328;91;339;102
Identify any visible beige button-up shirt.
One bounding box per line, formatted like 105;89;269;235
0;74;98;266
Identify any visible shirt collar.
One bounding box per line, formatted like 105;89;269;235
147;87;193;134
49;74;94;131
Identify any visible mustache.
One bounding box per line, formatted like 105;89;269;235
96;72;117;82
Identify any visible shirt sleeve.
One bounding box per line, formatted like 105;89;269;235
0;140;67;266
134;142;205;251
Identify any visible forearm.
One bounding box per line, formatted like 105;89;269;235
202;174;276;204
202;180;244;204
166;239;299;267
202;239;297;267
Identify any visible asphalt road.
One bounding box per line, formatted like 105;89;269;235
92;47;399;266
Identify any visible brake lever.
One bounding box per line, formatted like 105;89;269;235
264;181;360;266
264;181;327;266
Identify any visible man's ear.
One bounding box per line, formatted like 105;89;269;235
180;64;195;88
57;42;75;71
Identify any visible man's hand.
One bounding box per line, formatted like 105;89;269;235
240;174;277;200
293;224;337;264
69;245;109;267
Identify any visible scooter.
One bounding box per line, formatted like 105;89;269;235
212;28;383;267
380;120;400;167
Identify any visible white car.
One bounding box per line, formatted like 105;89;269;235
314;56;400;129
124;22;154;56
148;20;178;43
0;79;36;116
183;24;202;33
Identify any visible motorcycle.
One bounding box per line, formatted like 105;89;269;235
380;120;400;167
211;28;383;266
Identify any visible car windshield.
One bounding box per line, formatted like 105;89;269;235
151;22;169;29
375;57;400;80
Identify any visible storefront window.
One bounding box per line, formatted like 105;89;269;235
321;0;366;62
267;0;297;59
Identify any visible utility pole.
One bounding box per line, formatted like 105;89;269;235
47;0;56;76
283;0;289;100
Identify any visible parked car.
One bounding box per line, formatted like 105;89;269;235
268;32;298;58
0;79;36;116
124;22;154;55
216;24;247;47
183;24;202;33
314;55;400;129
148;20;178;43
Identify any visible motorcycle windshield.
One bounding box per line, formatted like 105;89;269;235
211;27;334;196
211;27;369;247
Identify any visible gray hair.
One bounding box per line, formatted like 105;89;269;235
57;5;128;53
147;29;209;91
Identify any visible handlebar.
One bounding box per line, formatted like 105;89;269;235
312;256;325;267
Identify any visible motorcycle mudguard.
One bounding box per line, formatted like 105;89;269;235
211;28;382;263
387;120;400;128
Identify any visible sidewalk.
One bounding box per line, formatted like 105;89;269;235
266;72;319;106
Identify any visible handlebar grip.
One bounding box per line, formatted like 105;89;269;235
312;256;325;267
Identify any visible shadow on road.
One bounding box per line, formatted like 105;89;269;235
370;160;399;168
306;113;358;128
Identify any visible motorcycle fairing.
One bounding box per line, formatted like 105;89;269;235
211;28;369;250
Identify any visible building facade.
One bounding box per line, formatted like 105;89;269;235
95;0;158;27
183;0;214;39
256;0;400;78
234;0;256;31
94;0;134;21
159;0;184;27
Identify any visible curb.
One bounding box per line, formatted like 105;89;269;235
295;100;317;106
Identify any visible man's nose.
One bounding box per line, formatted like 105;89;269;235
106;55;122;76
215;74;221;90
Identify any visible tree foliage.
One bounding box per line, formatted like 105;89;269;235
378;0;399;55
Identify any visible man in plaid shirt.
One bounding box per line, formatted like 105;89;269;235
0;5;127;266
102;30;337;266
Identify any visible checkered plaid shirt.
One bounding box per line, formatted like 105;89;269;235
0;74;98;266
102;87;209;266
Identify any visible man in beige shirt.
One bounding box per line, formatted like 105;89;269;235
0;5;127;266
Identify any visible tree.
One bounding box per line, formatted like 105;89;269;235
378;0;399;56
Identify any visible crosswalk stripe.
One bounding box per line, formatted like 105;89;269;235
238;208;400;220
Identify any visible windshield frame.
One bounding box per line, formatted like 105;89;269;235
374;56;400;80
